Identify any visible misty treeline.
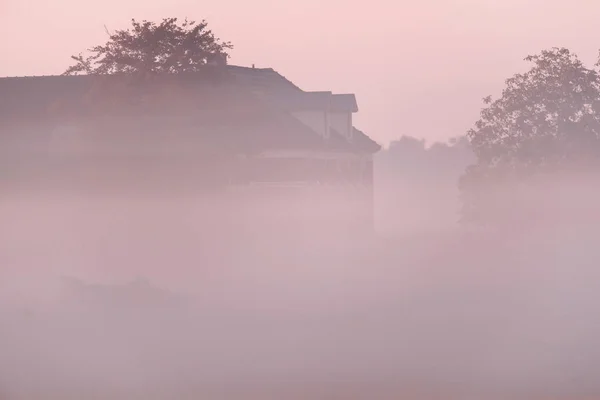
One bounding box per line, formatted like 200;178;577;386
379;47;600;230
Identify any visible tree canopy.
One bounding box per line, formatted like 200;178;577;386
460;47;600;224
63;17;233;75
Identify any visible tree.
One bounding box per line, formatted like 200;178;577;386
459;47;600;225
63;17;233;75
55;17;234;121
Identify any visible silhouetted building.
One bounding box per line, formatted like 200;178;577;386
0;65;380;233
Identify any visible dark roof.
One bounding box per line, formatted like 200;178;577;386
222;67;375;152
0;65;380;154
272;91;332;111
328;127;355;152
352;127;382;153
268;92;358;113
225;65;301;94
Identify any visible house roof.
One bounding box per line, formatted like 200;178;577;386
352;127;382;153
222;65;379;152
274;91;332;111
221;66;376;152
267;91;359;114
225;65;301;94
0;65;380;154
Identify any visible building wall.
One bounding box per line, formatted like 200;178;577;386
291;111;353;141
363;156;375;230
1;152;376;287
230;153;376;233
329;112;352;140
2;119;377;240
291;111;329;138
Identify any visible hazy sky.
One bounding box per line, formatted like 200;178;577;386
2;0;600;145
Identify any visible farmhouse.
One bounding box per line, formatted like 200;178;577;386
0;65;380;234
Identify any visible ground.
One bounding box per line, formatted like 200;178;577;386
2;227;600;399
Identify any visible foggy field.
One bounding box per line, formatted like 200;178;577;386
2;180;600;400
7;0;600;397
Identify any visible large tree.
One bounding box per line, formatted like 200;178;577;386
459;47;600;225
56;17;234;119
64;17;233;75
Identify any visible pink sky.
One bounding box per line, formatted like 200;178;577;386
2;0;600;145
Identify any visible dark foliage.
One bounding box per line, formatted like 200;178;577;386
460;47;600;225
64;17;233;76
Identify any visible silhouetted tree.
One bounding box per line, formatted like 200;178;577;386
64;17;233;76
460;47;600;225
388;136;426;155
55;17;235;124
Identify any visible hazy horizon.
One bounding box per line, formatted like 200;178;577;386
3;0;600;145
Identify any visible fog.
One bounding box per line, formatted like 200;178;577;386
2;157;600;399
